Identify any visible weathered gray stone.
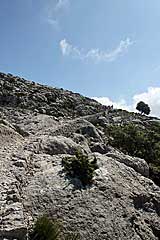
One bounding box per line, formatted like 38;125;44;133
0;72;160;240
38;135;83;155
106;151;149;177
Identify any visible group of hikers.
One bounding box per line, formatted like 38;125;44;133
101;104;114;114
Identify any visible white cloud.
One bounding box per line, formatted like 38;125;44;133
59;38;133;62
93;87;160;118
45;0;70;29
54;0;70;11
60;39;82;57
133;87;160;117
93;97;132;112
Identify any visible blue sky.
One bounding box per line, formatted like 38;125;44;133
0;0;160;116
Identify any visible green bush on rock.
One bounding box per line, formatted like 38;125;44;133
29;216;80;240
106;123;160;186
62;150;98;187
30;216;61;240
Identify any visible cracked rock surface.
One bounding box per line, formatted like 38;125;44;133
0;72;160;240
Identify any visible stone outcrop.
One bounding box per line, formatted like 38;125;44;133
106;151;149;177
0;72;160;240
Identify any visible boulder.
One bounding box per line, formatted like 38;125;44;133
106;150;149;177
34;135;83;155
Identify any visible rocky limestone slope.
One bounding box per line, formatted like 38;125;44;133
0;72;160;240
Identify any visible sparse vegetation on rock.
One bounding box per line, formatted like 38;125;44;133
0;72;160;240
106;123;160;186
62;150;98;187
30;216;80;240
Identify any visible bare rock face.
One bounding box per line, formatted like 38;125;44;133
0;72;160;240
26;135;83;155
106;151;149;177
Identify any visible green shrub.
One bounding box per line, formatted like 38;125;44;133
30;216;80;240
106;123;160;186
62;150;98;187
149;163;160;187
106;123;160;162
29;216;61;240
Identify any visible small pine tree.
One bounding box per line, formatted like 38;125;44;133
62;150;98;187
